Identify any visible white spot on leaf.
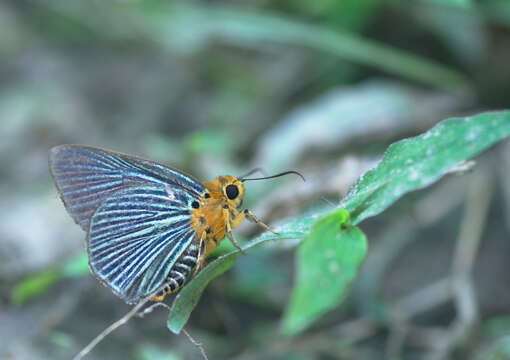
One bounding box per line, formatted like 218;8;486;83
328;262;340;274
325;249;335;258
408;167;419;181
423;132;432;140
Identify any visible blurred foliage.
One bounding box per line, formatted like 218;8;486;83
483;316;510;341
255;81;463;171
138;1;470;92
136;345;181;360
424;0;473;8
475;336;510;360
2;0;510;359
11;268;60;306
11;252;88;306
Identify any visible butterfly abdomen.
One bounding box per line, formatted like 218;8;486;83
154;242;199;298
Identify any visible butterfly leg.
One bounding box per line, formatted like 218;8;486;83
226;231;245;254
243;209;280;235
223;208;246;254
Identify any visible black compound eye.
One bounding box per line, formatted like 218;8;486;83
225;184;239;200
191;201;200;209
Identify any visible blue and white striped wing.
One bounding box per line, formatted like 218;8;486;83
49;145;206;303
49;145;204;231
88;184;198;303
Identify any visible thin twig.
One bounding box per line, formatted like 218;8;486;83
137;301;170;318
394;278;451;318
72;297;150;360
71;281;172;360
334;317;380;343
452;171;492;274
183;328;209;360
386;320;408;359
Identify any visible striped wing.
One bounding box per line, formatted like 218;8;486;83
49;145;204;231
88;184;198;303
48;145;206;303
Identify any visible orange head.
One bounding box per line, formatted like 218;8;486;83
202;170;305;208
202;175;245;209
214;175;245;208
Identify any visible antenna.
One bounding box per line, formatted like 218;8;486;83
240;170;305;182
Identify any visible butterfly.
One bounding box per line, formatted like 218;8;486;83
49;145;303;304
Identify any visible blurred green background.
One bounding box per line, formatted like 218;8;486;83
1;0;510;359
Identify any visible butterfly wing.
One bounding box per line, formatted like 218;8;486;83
49;144;204;231
88;184;198;303
49;145;206;303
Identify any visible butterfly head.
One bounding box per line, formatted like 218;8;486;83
214;175;246;208
205;170;305;208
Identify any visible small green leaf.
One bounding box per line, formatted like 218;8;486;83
49;331;74;349
281;209;367;336
340;111;510;225
167;216;316;334
11;268;61;306
11;252;89;305
61;251;90;277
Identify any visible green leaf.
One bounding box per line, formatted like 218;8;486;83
61;251;90;277
49;331;74;349
11;252;89;305
11;268;61;306
166;251;240;334
281;209;367;336
167;216;316;334
340;110;510;225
